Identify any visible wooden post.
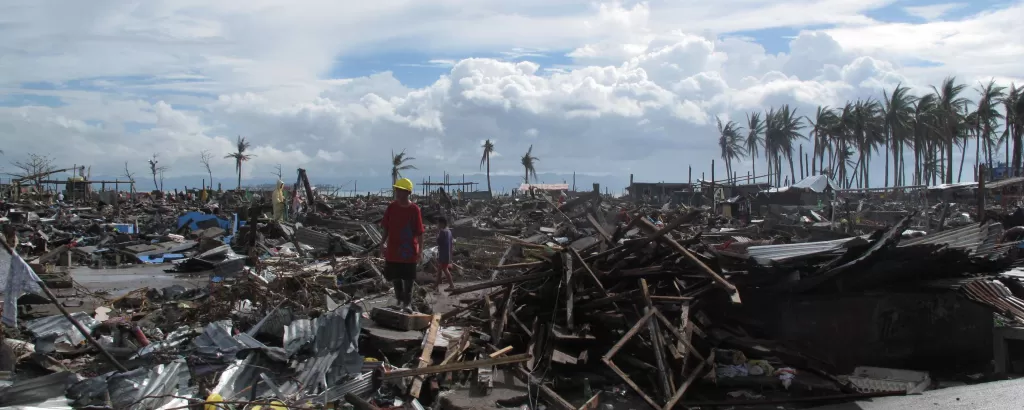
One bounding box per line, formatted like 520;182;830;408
978;164;986;222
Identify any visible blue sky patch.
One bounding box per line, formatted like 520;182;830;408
0;93;66;107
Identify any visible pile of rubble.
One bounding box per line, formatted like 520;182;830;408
3;175;1024;409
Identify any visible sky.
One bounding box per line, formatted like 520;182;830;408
0;0;1022;193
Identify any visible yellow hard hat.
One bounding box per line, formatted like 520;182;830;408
203;393;224;410
393;178;414;192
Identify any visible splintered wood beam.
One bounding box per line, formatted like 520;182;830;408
654;310;706;363
494;286;513;342
493;260;547;270
602;309;661;410
662;350;713;409
448;271;555;295
514;367;575;410
565;251;574;331
381;354;532;380
586;212;612;243
489;346;513;357
570;247;607;297
409;314;441;398
635;217;740;303
640;279;673;399
441;287;507;321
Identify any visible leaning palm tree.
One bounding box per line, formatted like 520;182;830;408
391;150;417;185
224;136;254;190
717;116;745;182
745;112;765;182
521;145;539;184
480;140;495;194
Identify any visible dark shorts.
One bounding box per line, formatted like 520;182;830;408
384;261;417;281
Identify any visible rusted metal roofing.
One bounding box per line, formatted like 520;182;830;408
961;279;1024;323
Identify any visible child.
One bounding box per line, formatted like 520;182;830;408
435;217;456;291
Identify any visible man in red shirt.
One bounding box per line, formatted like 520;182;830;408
381;178;424;312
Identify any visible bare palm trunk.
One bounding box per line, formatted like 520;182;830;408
237;165;242;190
884;131;890;187
946;126;955;184
486;157;492;194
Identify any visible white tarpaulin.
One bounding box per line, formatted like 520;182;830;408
0;245;45;327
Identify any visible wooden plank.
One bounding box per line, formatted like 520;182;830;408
586;213;612;242
441;287;506;321
565;251;574;331
514;367;575;410
662;350;712;409
381;354;532;379
493;286;513;342
448;271;555;295
636;218;741;303
409;314;441;398
570;248;607;297
640;279;673;399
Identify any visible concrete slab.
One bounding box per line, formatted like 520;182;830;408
71;265;207;297
438;368;529;410
810;377;1024;410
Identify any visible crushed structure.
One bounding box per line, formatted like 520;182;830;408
2;169;1024;409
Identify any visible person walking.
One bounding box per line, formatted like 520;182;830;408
435;217;455;291
272;180;286;221
381;178;424;313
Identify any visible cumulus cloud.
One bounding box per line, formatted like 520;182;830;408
0;0;1021;190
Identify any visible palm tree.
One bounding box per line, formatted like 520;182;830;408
745;113;765;182
391;150;417;185
521;145;539;184
807;106;837;178
882;84;915;187
933;77;969;184
769;105;805;185
717;116;745;183
224;136;254;190
480;140;495;194
911;94;938;184
974;80;1005;172
1005;85;1023;175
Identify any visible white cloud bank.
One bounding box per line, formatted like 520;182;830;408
0;0;1021;190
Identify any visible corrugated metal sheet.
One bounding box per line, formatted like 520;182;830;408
280;304;364;398
25;312;100;347
746;237;864;265
317;371;374;404
899;221;1004;257
192;320;248;354
0;371;78;408
296;228;331;251
961;279;1024;323
284;318;314;355
362;223;382;246
106;359;191;410
985;176;1024;190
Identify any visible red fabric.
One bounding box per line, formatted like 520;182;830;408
437;263;451;271
381;201;424;263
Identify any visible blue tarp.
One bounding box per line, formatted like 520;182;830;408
177;212;233;232
112;224;135;234
138;253;185;264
